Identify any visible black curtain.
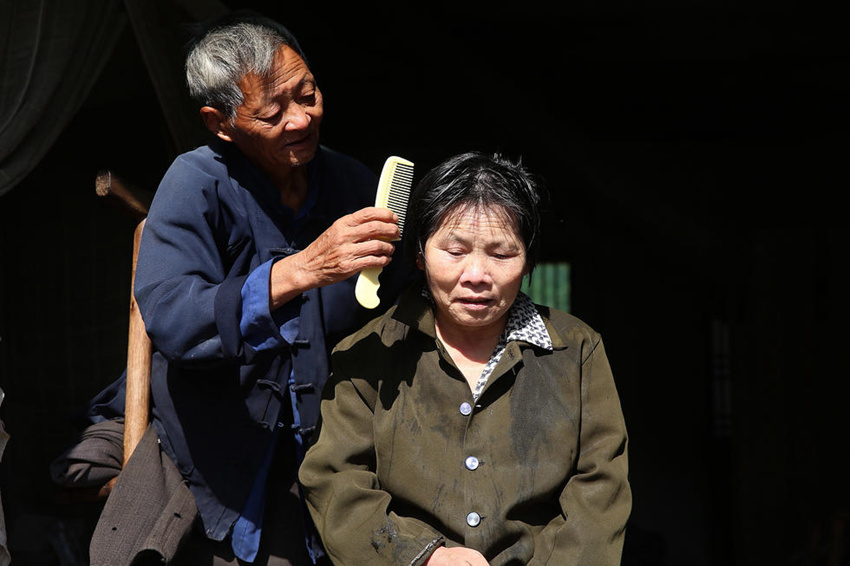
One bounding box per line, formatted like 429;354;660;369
0;387;7;565
0;0;128;197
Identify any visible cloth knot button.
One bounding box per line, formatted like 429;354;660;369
466;512;481;527
459;402;473;416
464;456;479;471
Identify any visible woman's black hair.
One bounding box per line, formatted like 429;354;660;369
404;151;545;275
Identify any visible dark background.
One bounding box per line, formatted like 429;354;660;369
1;1;849;564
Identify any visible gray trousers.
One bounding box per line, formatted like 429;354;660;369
90;426;320;566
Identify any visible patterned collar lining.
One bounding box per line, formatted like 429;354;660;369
470;292;553;400
502;292;553;351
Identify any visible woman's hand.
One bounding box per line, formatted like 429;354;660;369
425;546;489;566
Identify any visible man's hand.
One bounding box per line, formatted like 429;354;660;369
269;207;400;309
425;546;489;566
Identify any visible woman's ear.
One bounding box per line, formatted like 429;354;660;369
416;252;425;271
200;106;233;142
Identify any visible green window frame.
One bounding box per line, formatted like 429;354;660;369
521;262;571;313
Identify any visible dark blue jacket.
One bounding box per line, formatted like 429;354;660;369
131;139;412;545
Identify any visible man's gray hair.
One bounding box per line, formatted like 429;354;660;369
185;14;307;119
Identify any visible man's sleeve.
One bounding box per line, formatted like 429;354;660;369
240;258;300;351
133;158;248;363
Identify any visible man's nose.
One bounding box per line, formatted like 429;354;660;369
284;104;311;130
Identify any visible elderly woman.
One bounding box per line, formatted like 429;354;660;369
299;152;631;566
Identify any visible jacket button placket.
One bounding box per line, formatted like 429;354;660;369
460;398;483;531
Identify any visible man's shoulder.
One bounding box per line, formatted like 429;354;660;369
317;145;372;171
171;143;225;170
316;146;377;188
159;144;227;187
148;144;231;209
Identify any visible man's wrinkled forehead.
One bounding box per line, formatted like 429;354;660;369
238;45;314;100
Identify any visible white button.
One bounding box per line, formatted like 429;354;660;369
459;402;472;416
466;512;481;527
464;456;479;471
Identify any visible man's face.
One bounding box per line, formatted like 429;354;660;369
220;45;324;177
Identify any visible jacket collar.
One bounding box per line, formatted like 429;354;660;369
392;283;438;339
503;293;552;351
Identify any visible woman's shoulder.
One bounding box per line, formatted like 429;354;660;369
534;304;603;350
330;305;413;381
333;303;409;352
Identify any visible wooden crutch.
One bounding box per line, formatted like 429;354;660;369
96;171;153;474
123;219;151;465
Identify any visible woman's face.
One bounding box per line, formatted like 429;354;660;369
420;204;527;338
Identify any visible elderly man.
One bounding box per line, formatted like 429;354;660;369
88;12;411;566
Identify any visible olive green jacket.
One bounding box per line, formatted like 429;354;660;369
300;287;631;566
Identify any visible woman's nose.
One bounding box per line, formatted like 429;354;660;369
460;254;490;285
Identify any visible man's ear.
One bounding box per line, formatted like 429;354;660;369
200;106;233;142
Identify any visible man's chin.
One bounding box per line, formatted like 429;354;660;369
286;132;320;159
286;144;319;168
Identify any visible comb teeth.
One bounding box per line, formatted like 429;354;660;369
387;162;414;235
375;157;414;236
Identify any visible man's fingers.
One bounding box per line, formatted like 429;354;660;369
331;215;400;244
338;240;396;272
303;237;396;281
341;208;401;237
347;206;399;224
323;248;393;281
349;251;394;272
295;208;401;288
356;220;401;242
354;237;397;258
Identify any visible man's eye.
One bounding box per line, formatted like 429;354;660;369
260;111;282;122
